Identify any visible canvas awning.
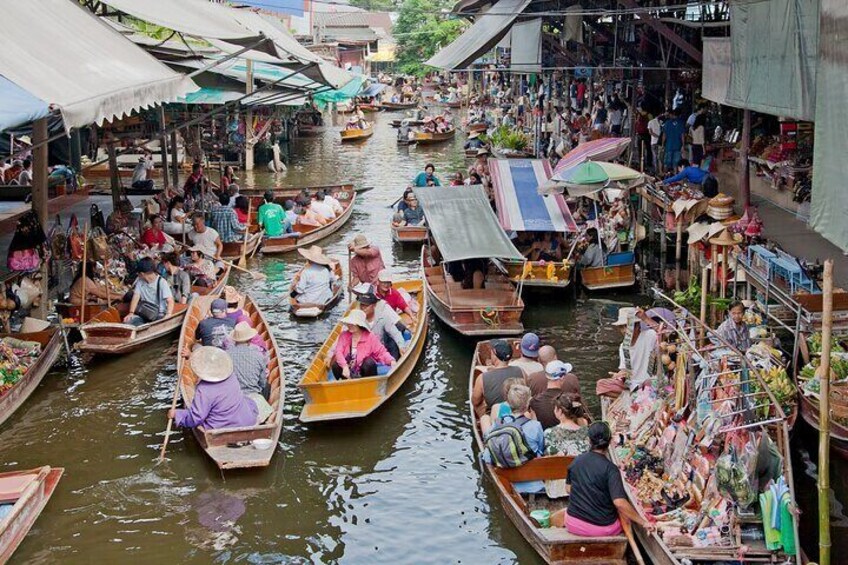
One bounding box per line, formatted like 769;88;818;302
413;185;523;262
0;76;50;133
510;18;542;73
425;0;533;70
0;0;198;131
489;159;577;233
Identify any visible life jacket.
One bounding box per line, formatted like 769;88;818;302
483;415;535;468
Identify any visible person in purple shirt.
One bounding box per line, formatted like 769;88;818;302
169;346;258;430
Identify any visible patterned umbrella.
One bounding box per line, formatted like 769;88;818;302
552;137;632;176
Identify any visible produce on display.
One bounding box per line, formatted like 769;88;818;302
0;337;42;397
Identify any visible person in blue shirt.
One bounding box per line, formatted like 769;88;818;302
412;163;442;187
663;159;710;185
661;109;686;173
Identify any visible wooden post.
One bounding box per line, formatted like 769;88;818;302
30;118;49;319
170;129;179;189
739;109;752;211
106;139;121;211
245;60;255;171
699;262;708;343
80;223;89;325
158;105;170;190
819;259;834;565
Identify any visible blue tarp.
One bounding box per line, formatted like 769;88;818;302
313;75;368;108
360;83;386;98
0;75;50;132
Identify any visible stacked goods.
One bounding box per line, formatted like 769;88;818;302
746;342;796;417
0;337;43;397
707;193;735;220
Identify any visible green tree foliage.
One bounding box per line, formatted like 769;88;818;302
394;0;466;75
349;0;397;11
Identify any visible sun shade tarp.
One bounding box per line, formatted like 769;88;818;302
510;18;542;73
702;37;731;105
0;76;50;133
425;0;533;70
413;185;523;262
552;138;631;176
0;0;197;131
489;159;577;233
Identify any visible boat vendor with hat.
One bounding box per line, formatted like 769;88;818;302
463;131;486;151
348;234;385;288
169;346;261;430
226;322;273;424
332;309;396;380
596;307;659;398
292;245;338;306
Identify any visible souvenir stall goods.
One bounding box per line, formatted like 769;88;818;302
706;194;735;221
0;337;43;398
7;211;48;273
603;291;800;565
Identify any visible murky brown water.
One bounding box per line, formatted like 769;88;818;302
1;111;842;563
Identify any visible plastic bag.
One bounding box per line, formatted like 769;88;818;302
716;440;759;509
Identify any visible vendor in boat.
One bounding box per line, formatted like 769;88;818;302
140;215;168;250
123;257;175;326
332;309;396;379
412;163;441;187
225;322;273;424
551;422;655;536
463;132;486;151
471;340;526;417
195;298;236;348
161;253;192;305
257;191;292;238
292;246;338;306
596;307;658;397
164;195;189;235
357;287;406;360
210;192;246;244
69;261;112;306
348;234;385;288
188;213;223;261
716;300;751;352
577;228;605;269
543;392;590;456
185;246;218;287
375;270;417;321
169;346;261;430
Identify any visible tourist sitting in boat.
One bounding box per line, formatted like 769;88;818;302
412;163;441;187
283;199;298;225
401;194;425;226
323;190;344;215
209;193;246;244
596;307;658;398
131;152;154;191
348;234;385;288
311;191;336;221
480;383;545;461
357;288;406;360
577;228;605;268
234;196;250;224
463;132;485;150
195;298;236;348
220;165;236;192
346;117;366;130
471;340;526;417
332;309;396;379
551;422;655;536
185;246;217;287
531;360;582;430
450;172;464;186
69;261;111;306
226;184;240;207
169;346;260;430
482;377;524;429
220;286;266;351
188;213;223;261
421;116;437;133
225;322;273;424
123;257;175;326
164;195;189;235
258;191;292;238
375;270;417;320
467;171;483;186
140;215;168;250
468;149;490;178
160;253;192;305
445;257;487;290
543;392;589;456
716;300;751;351
297;197;330;227
292;246;338;305
525;345;568;396
509;333;543;376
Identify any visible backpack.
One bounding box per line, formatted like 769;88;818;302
483;415;535;468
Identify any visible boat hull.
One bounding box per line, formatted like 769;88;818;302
503;259;573;289
259;188;356;255
412;129;456;144
798;393;848;457
220;231;263;262
0;329;63;428
290;263;344;318
382;102;418;110
580;264;636;290
391;224;428;244
340;127;374;141
0;466;63;564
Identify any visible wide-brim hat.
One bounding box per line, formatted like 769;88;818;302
232;321;259;343
709;228;740;247
477;148;490;156
20;317;50;333
351;234;371;249
468;132;480;139
341;309;371;330
223;285;240;305
188;245;205;255
298;245;333;266
612;306;637;326
190;346;233;383
687;222;711;244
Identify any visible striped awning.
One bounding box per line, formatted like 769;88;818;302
552;137;631;176
490;159;578;233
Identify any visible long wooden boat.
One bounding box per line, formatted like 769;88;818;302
390;119;424;128
466;122;488;133
77;267;230;355
298;279;428;422
338;104;380;114
0;466;63;563
220;231;263;262
242;183;355;198
798;393;848;458
290;262;344;318
256;187;356;255
580;251;636;291
381;101;418;110
391;223;428;245
412;128;456;144
502;259;573;290
469;340;628;564
422;244;524;336
177;294;284;469
0;329;63;428
56;302;113;327
340;125;374;142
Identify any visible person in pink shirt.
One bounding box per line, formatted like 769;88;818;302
375;270;417;320
332;309;395;379
348;234;385;289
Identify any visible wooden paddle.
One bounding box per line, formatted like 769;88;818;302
159;375;182;462
347;248;353;303
238;200;252;268
80;222;89;325
620;516;646;565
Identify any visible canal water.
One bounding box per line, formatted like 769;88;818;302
1;111;843;563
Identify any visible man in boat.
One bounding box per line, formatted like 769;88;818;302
401;193;425;226
551;422;655;536
226;322;273;424
160;253;192;305
310;191;336;221
292;246;337;305
480;383;545;462
529;360;580;430
140;215;168;250
188;213;223;262
123;257;175;326
463;132;485;151
195;298;236;349
471;340;526;418
323;190;344;215
332;309;396;379
509;333;543;376
348;234;385;289
257;191;292;238
412;163;441;187
209;192;246;244
525;345;581;399
169;346;261;430
131;152;155;192
283;199;298;226
375;270;417;321
357;288;406;360
716;300;751;352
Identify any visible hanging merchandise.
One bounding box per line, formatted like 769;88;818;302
90;203;105;231
87;226;110;262
6;210;48;272
67;214;84;261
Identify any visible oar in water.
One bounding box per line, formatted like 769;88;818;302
620;515;646;565
387;195;404;209
158;371;183;462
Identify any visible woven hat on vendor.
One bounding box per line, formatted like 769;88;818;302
190;346;233;383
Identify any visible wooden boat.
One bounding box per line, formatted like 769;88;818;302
243;183;355;198
502;259;573;290
256;187;356;255
798;393;848;458
381;101;418;111
298;279;428;422
340;125;374;142
422;244;524;336
469;341;628;564
77;267;230;355
390;119;424;128
220;231;263;262
338;104;380;114
0;466;64;563
55;302;114;327
297;124;322;136
412;128;456;144
466;122;488;133
177;294;284;469
580;251;636;291
0;328;63;428
289;262;344;318
391;223;428;244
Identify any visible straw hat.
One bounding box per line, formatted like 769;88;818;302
223;285;241;305
687;222;711;244
340;309;371;330
423;116;433;123
377;270;393;283
612;307;637;326
232;321;259;343
20;317;50;333
351;234;371;249
188;245;205;255
468;131;480;139
709;228;740;247
190;346;233;383
477;148;490;156
298;245;333;266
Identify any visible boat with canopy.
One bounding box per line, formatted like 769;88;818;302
415;185;526;336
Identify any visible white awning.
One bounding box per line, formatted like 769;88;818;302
0;0;198;131
510;18;541;73
426;0;533;70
